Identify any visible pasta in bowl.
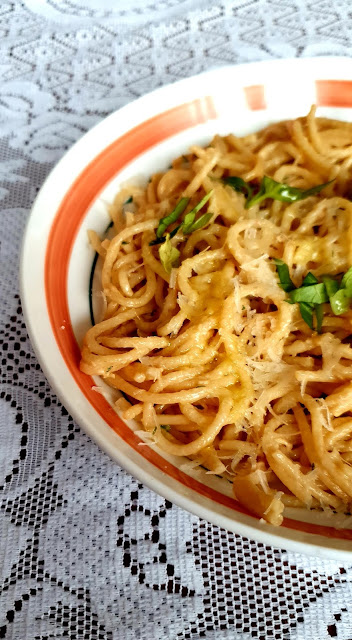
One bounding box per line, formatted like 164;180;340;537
80;106;352;528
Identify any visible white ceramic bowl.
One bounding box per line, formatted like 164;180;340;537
20;57;352;559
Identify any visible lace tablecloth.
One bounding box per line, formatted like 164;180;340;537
1;1;352;638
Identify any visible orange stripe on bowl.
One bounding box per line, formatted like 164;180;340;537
244;85;266;110
44;93;352;542
316;79;352;107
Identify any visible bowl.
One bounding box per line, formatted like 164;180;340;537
20;57;352;559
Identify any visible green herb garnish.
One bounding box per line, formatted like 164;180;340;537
321;272;352;315
149;223;182;246
302;272;319;286
150;191;213;251
224;175;333;209
185;211;213;233
158;234;180;274
273;258;295;292
289;283;329;305
321;275;339;299
246;176;333;208
341;266;352;296
299;302;314;330
181;190;213;234
156;197;189;239
153;424;171;435
329;288;350;315
315;303;324;333
275;261;352;331
223;176;253;200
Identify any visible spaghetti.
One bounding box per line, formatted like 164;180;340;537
81;106;352;526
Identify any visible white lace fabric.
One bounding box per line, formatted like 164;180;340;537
1;1;352;639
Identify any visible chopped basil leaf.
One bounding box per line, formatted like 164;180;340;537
299;302;314;330
302;181;334;197
245;176;333;209
150;234;169;246
321;275;339;299
275;264;352;330
289;283;329;305
149;223;182;246
184;212;213;234
341;266;352;297
106;366;113;373
302;272;319;286
274;258;295;292
123;196;133;204
322;272;351;315
149;236;165;246
181;211;196;234
151;191;212;245
274;259;324;328
330;288;350;315
224;175;333;209
160;424;171;432
181;190;213;234
223;176;253;199
158;234;180;274
156;197;189;238
315;303;323;333
189;190;213;215
169;224;182;239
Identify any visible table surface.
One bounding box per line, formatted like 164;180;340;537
1;1;352;639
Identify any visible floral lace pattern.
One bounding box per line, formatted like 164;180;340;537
1;2;352;638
